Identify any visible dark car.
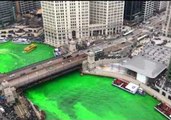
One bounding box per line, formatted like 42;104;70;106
20;73;26;76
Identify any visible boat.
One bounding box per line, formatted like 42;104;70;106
154;103;171;120
112;79;139;94
24;44;37;53
137;87;146;96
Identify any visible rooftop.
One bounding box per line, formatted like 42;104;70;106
121;55;167;78
141;43;171;66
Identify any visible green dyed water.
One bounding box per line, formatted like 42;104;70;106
0;41;166;120
25;71;166;120
0;41;54;73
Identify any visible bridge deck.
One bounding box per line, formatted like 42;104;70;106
2;54;87;88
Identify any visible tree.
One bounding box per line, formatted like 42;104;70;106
167;58;171;81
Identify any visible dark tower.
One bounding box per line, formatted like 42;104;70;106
0;1;15;28
124;1;144;26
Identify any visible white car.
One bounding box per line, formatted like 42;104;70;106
47;61;52;64
9;74;15;78
0;107;5;113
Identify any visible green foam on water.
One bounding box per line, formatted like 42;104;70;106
25;71;166;120
0;41;54;73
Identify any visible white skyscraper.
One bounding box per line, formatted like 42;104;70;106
162;1;171;37
154;1;167;13
41;1;89;47
90;1;124;36
143;1;155;21
41;1;125;47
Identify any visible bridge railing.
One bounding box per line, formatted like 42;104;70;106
5;56;56;75
9;56;86;88
94;58;126;67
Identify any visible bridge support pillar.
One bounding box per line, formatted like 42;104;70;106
1;81;17;106
69;40;76;53
82;60;88;72
87;52;95;71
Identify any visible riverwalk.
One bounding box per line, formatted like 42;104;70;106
83;69;171;107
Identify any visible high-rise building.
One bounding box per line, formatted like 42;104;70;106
90;1;124;36
41;1;125;47
14;1;41;15
41;1;90;46
162;1;171;37
124;1;144;25
154;1;167;13
124;1;155;25
0;1;15;28
142;1;155;21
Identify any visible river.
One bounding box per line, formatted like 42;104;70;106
0;41;54;73
25;71;166;120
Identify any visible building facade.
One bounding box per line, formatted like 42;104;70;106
90;1;124;36
124;1;155;25
0;1;15;28
42;1;125;47
124;1;144;25
154;1;167;13
0;25;43;38
162;1;171;37
142;1;155;21
41;1;89;46
15;1;41;15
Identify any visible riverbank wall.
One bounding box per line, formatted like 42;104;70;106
82;70;171;107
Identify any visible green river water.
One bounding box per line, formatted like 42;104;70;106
0;41;166;120
0;41;54;73
25;71;166;120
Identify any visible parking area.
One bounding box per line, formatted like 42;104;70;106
141;43;171;66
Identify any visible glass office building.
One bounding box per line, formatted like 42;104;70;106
0;1;15;28
124;1;144;25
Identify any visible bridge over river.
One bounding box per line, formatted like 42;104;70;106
0;53;87;88
0;28;149;88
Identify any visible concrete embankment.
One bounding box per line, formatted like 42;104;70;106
27;99;42;120
83;70;171;107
